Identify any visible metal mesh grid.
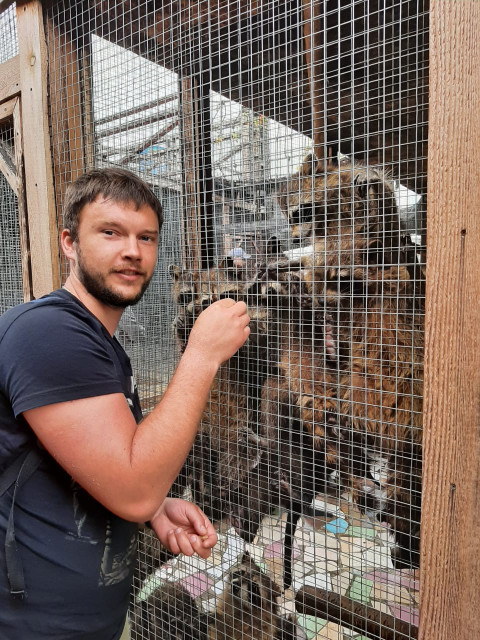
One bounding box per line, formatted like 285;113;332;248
42;1;428;638
0;3;17;65
0;121;23;314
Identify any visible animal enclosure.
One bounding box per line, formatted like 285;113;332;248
0;1;479;639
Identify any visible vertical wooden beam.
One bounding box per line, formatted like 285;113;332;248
179;74;202;273
45;9;93;199
45;4;95;283
302;0;326;165
179;70;215;271
197;76;215;269
16;1;59;297
420;2;480;640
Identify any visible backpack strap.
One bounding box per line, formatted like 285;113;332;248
0;447;44;599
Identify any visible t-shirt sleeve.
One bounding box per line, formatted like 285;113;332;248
0;304;124;417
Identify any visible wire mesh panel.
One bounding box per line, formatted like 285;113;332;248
0;6;22;314
42;1;428;638
0;3;18;64
0;121;23;314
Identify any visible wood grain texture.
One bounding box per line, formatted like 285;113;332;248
45;14;95;282
16;0;60;297
420;2;480;639
296;587;417;640
0;55;20;103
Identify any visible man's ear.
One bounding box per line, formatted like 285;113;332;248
61;229;76;261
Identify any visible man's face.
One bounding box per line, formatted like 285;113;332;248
72;196;159;308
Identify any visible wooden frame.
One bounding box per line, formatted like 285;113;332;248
0;55;20;104
16;0;59;297
45;12;94;197
44;9;96;281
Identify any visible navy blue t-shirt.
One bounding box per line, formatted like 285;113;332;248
0;289;143;639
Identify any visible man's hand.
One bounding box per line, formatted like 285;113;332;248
149;498;218;559
185;299;250;367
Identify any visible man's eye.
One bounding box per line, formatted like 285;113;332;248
103;230;114;236
140;235;157;243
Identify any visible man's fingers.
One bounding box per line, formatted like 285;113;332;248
214;297;236;308
232;300;248;316
170;528;194;556
212;298;249;318
166;529;181;554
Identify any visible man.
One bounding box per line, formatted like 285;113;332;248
0;168;250;639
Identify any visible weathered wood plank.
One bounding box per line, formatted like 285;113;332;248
45;10;94;285
179;75;201;272
16;0;59;297
0;55;20;103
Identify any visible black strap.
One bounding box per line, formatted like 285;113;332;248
0;450;30;497
1;448;43;599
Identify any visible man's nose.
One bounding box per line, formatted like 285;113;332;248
122;236;141;259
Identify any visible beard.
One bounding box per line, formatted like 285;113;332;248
75;247;152;308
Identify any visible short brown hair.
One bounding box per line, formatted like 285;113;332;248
63;167;163;241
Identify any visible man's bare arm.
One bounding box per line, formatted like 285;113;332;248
23;298;250;522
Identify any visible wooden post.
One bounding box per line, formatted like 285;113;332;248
179;70;215;271
45;3;95;284
420;2;480;639
179;74;202;273
197;75;215;269
45;9;94;191
16;1;59;297
302;0;326;165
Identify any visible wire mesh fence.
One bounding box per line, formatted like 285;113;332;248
0;3;17;65
41;1;428;637
0;120;23;314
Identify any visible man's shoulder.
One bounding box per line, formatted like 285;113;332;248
1;289;69;319
0;290;97;336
